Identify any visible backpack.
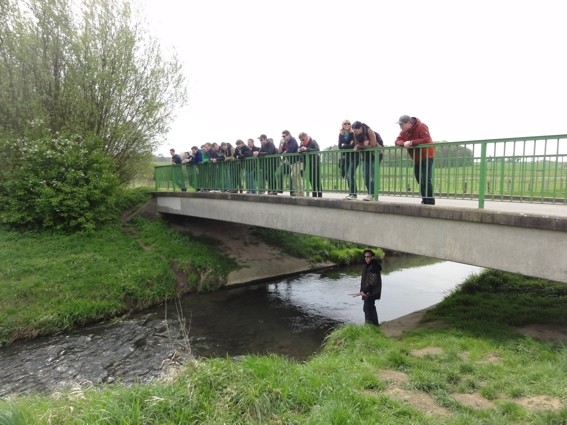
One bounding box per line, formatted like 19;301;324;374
372;130;384;162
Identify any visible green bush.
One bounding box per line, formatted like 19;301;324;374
0;133;120;232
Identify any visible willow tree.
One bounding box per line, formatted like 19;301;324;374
0;0;187;183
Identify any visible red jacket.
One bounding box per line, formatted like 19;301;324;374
395;117;434;163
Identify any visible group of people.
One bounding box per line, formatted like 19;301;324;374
170;115;435;205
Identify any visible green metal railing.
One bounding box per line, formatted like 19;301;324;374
155;135;567;208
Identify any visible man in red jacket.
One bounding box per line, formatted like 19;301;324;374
395;115;435;205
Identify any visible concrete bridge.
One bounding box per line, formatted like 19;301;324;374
154;192;567;284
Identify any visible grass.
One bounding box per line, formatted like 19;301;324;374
1;186;566;423
0;187;372;346
251;227;381;265
1;270;566;424
422;269;567;339
0;210;239;346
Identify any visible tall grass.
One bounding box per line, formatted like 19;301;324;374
2;270;566;424
0;215;239;346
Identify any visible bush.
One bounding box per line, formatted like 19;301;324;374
0;133;120;232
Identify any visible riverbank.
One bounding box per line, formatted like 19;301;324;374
163;212;430;337
166;216;336;286
4;272;566;424
161;211;566;342
2;200;567;422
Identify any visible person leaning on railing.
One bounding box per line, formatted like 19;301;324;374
394;115;435;205
338;120;359;200
234;139;255;193
254;135;278;195
169;148;186;192
352;121;383;201
298;132;322;197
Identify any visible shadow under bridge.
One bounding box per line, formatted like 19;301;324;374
154;192;567;284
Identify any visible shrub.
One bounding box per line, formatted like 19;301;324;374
0;133;120;232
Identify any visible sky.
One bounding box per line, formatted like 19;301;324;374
141;0;567;156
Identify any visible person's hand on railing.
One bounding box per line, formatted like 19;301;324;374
403;141;413;149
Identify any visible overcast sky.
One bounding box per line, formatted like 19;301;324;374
141;0;566;156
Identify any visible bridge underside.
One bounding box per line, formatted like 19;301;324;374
155;193;567;284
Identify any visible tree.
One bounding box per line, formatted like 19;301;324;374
0;0;187;183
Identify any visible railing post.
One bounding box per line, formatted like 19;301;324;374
478;141;487;209
374;148;380;200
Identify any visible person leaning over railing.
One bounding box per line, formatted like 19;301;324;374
234;139;255;193
254;135;278;194
169;148;186;192
276;130;302;196
221;142;241;193
394;115;435;205
298;132;322;197
199;143;212;192
352;121;383;201
187;146;203;191
338;120;358;199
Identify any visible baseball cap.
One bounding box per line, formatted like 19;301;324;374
396;115;411;124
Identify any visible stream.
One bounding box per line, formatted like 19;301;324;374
0;255;482;397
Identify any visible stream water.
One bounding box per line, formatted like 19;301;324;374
0;255;482;397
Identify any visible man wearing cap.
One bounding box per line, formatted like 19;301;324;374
395;115;435;205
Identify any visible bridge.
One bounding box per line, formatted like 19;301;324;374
154;135;567;284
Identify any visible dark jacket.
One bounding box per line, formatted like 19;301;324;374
234;144;252;160
171;154;182;165
338;131;355;150
360;259;382;300
282;137;301;164
209;148;225;162
189;150;203;164
355;124;384;162
258;141;278;156
300;138;320;153
220;144;235;160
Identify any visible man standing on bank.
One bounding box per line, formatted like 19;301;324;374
359;249;382;326
395;115;435;205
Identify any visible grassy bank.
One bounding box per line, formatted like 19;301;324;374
251;227;381;265
1;270;566;424
0;190;373;346
0;197;239;346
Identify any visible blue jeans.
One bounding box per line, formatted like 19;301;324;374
362;157;375;195
414;157;435;204
345;154;360;196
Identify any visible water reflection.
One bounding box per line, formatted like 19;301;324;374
0;256;482;396
180;257;482;360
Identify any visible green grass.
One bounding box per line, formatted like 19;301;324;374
0;215;239;346
422;270;567;339
251;227;382;265
2;270;566;424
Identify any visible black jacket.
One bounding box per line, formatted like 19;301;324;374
360;259;382;300
234;144;252;160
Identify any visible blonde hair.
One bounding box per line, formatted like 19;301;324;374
340;120;353;133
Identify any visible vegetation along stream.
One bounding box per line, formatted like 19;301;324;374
0;255;481;397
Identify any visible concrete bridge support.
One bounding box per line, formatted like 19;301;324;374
155;193;567;284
